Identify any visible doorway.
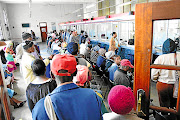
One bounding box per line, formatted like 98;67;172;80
39;22;47;42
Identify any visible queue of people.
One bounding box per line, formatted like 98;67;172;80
3;28;178;120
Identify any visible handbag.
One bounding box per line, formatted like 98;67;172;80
173;53;179;98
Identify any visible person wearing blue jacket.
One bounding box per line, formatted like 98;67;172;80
32;54;102;120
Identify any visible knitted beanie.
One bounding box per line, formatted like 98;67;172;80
162;38;176;54
67;42;78;55
22;33;31;40
108;85;135;115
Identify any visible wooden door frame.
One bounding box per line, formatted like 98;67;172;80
0;59;11;120
39;22;47;42
134;0;180;119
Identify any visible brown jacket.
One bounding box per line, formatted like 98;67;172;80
108;37;117;51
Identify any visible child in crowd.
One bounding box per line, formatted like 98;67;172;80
4;42;16;82
2;64;26;109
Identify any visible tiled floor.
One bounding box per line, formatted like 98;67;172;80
11;42;158;120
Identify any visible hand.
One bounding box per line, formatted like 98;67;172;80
48;55;54;60
7;64;13;68
39;56;43;60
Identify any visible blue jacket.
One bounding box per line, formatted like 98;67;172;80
32;83;102;120
108;63;118;81
96;56;106;68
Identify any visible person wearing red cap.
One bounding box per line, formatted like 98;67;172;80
114;59;134;88
32;54;102;120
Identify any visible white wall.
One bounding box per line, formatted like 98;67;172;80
7;4;84;41
83;3;98;19
0;2;10;40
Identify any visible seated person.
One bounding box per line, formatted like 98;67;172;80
114;59;133;88
96;48;106;70
90;45;100;64
103;85;135;120
108;55;121;82
73;65;108;114
5;42;16;73
26;59;57;112
32;54;102;120
105;51;115;75
67;42;91;67
2;64;26;109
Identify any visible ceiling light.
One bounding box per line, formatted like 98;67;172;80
77;15;82;17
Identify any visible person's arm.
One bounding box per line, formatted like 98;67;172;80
0;41;6;46
26;93;35;112
15;44;23;61
151;56;161;81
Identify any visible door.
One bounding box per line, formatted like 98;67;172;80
134;1;180;119
39;22;47;42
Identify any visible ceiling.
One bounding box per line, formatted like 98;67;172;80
0;0;96;4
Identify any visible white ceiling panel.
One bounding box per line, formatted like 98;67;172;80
0;0;96;4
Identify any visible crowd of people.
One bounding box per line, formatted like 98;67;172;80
0;29;135;119
1;28;178;119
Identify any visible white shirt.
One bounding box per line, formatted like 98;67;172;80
15;43;24;63
151;53;180;84
80;43;87;55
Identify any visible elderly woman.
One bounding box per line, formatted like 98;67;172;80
151;38;179;112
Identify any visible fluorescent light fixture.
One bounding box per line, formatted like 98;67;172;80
110;11;114;14
77;15;82;17
86;4;95;9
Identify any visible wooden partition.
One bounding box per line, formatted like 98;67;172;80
134;0;180;119
0;59;11;120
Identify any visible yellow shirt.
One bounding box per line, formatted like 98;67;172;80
21;51;50;84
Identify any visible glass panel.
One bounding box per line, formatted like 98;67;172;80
39;23;47;27
119;21;129;45
106;22;111;41
150;19;180;108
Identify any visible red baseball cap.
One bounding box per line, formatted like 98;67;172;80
51;54;77;76
120;59;134;68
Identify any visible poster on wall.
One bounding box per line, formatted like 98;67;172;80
51;22;56;30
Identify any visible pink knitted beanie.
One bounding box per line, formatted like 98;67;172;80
108;85;135;115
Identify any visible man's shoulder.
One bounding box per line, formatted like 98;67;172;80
32;98;49;120
34;97;45;108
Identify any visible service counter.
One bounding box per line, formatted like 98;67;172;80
90;40;168;65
